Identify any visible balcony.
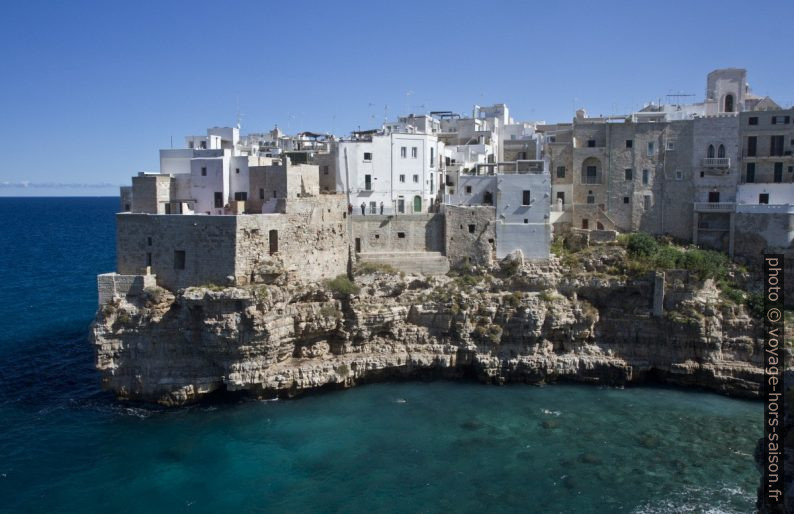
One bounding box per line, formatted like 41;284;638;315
701;158;730;168
694;202;735;213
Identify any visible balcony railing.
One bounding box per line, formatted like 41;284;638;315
694;202;735;212
702;158;730;168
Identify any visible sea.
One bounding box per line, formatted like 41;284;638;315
0;197;762;513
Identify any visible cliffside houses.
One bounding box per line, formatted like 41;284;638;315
108;67;793;295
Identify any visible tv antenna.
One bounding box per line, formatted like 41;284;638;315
665;91;696;105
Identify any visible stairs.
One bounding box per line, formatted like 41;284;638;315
358;251;450;275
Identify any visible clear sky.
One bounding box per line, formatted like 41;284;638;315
1;0;791;196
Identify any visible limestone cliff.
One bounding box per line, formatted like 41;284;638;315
91;246;775;406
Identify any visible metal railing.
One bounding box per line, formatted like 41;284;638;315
702;158;730;167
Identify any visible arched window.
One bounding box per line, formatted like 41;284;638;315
724;94;734;113
717;144;725;158
707;145;715;158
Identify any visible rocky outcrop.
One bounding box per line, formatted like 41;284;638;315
91;246;779;406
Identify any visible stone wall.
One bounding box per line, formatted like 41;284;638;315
235;195;348;284
734;211;794;262
351;214;444;253
444;206;495;267
116;214;239;290
97;272;157;305
116;195;349;291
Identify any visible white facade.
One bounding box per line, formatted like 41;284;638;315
737;183;794;206
337;132;444;214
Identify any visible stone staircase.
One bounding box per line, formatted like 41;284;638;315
358;251;450;275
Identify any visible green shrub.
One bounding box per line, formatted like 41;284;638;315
677;248;729;281
355;261;399;275
745;291;765;318
625;232;659;258
324;275;360;295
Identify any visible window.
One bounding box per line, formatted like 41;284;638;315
147;237;152;246
724;94;734;113
272;190;277;198
708;191;720;203
269;230;278;255
399;174;405;183
173;250;185;270
430;147;435;168
759;193;770;204
772;116;778;124
411;147;417;158
642;169;649;185
717;144;725;159
625;140;633;149
188;141;194;149
465;185;472;194
522;190;531;206
643;195;651;211
363;152;372;162
585;166;597;183
666;141;675;151
647;142;655;157
523;219;528;224
259;188;265;199
146;252;152;267
413;174;419;183
749;117;758;126
369;201;377;214
774;163;783;183
468;224;476;233
214;192;223;208
623;196;630;204
581;219;589;230
556;192;565;204
234;192;247;201
587;139;596;148
556;166;566;178
201;167;207;176
235;168;240;174
430;174;434;192
322;165;329;175
397;232;406;239
586;191;595;204
747;136;757;156
746;163;755;183
625;168;633;180
770;135;785;156
483;191;493;205
400;147;406;158
164;204;171;215
675;170;683;181
364;174;372;191
200;141;207;149
707;144;715;159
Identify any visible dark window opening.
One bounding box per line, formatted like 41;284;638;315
625;168;632;180
774;163;783;183
468;224;476;233
759;193;770;204
749;117;758;125
581;218;589;230
465;185;472;194
201;167;207;176
355;238;361;253
556;191;565;204
642;169;649;185
707;145;715;158
234;192;247;201
146;252;152;267
770;135;785;156
483;191;493;205
363;152;372;162
397;232;406;239
235;168;240;174
556;166;566;178
214;192;224;208
522;190;531;206
269;230;278;255
147;237;152;246
259;188;265;200
717;144;725;158
587;139;596;147
708;192;720;203
597;222;604;230
724;94;734;113
747;136;757;157
625;140;633;149
746;163;755;183
174;250;185;270
364;174;372;191
523;219;528;224
623;196;630;204
164;204;171;215
272;190;277;198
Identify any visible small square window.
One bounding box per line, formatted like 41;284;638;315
623;196;629;204
201;167;207;176
625;140;633;149
759;193;769;204
465;186;472;194
749;117;758;126
397;232;406;239
556;166;566;178
468;224;476;233
624;168;633;180
666;141;675;151
235;168;240;174
675;170;683;181
322;165;329;175
587;139;596;148
399;174;406;183
363;152;372;162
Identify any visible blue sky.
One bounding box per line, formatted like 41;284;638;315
1;0;791;196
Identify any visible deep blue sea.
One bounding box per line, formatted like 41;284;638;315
0;197;762;513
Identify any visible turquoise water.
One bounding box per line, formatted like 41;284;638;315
0;198;762;513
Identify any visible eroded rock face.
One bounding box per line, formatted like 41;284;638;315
90;252;778;406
